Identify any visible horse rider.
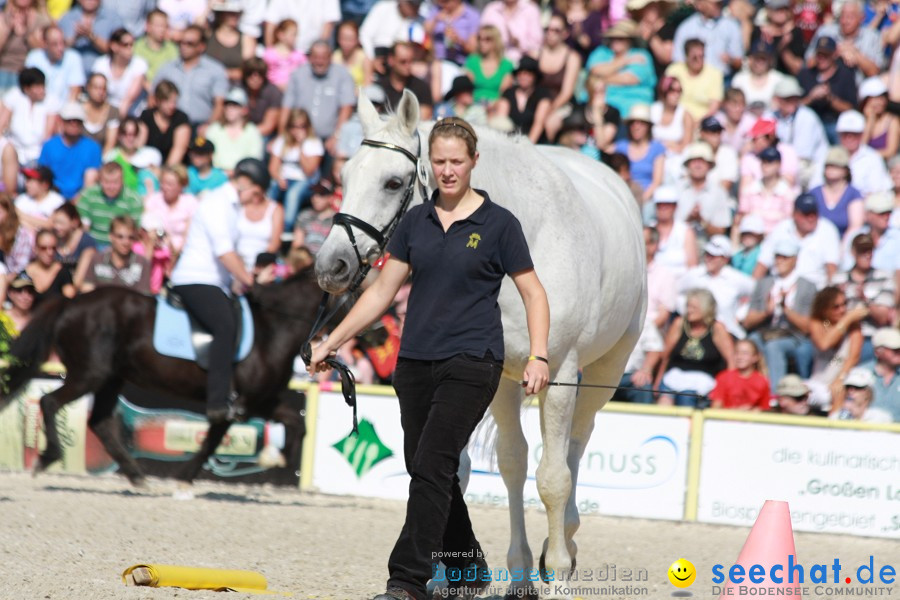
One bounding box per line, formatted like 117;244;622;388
169;158;267;422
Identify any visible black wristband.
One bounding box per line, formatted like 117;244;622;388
528;355;549;364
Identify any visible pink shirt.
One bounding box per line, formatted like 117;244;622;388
263;47;308;89
647;259;677;324
740;142;799;186
479;0;543;62
739;178;799;234
142;192;200;253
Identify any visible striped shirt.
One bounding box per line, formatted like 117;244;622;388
76;185;143;245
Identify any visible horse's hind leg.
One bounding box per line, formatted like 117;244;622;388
36;378;98;473
88;378;147;487
175;419;232;485
491;376;541;600
557;351;631;567
536;357;580;600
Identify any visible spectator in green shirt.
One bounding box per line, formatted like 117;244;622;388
77;162;143;246
133;10;178;88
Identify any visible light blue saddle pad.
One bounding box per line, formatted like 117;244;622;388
152;295;254;365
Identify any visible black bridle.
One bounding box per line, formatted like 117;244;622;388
299;132;427;435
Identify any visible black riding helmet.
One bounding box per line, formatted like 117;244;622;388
233;158;270;191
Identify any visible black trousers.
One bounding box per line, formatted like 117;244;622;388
387;353;503;600
172;284;236;411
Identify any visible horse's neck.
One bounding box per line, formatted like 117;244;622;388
253;272;320;347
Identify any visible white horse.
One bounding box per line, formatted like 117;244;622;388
315;91;647;600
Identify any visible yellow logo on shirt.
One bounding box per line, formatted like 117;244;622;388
466;233;481;249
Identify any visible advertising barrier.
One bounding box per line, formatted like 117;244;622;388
695;411;900;539
306;387;692;521
4;374;899;539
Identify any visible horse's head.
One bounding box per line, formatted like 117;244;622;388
316;89;428;293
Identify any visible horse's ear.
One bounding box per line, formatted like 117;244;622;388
395;89;420;137
357;88;381;136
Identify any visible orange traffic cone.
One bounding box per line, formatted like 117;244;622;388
719;500;797;600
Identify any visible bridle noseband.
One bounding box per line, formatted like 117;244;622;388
299;131;428;434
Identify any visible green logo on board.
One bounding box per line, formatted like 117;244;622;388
332;419;393;478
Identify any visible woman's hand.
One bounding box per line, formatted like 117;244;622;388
845;305;869;324
308;342;337;376
522;359;549;395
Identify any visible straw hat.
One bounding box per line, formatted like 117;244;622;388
624;103;653;123
604;19;639;39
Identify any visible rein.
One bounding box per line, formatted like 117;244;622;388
299;132;428;435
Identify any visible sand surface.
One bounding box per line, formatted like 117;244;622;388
0;471;896;600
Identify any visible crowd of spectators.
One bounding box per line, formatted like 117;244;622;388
0;0;897;421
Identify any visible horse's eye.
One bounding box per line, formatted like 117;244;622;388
384;178;403;191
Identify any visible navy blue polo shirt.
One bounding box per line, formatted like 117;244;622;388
387;189;533;361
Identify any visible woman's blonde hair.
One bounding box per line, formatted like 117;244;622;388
161;164;189;187
684;288;717;326
429;117;478;158
477;25;502;58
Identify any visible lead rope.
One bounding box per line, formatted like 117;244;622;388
299;132;427;436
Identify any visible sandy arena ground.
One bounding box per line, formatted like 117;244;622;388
0;471;897;600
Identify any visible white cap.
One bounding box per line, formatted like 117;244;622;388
773;77;804;99
859;77;888;101
653;185;679;204
59;102;86;121
683;141;715;165
844;367;875;388
739;214;766;235
224;87;248;107
130;146;163;169
865;191;894;213
703;234;733;257
836;110;865;133
773;238;801;257
872;327;900;350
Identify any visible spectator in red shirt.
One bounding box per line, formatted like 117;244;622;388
709;339;772;410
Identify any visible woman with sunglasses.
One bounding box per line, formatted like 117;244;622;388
463;25;514;104
650;76;693;154
806;286;868;414
139;79;191;166
23;228;75;305
538;14;582;113
91;28;148;117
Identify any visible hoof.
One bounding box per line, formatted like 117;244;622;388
538;552;576;583
129;475;149;489
172;482;194;501
32;451;61;477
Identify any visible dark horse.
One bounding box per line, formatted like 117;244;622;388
2;267;326;487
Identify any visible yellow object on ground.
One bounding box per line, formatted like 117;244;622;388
122;564;291;595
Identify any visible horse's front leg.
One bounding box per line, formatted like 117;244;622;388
88;378;147;487
173;419;233;492
490;376;539;600
36;380;97;474
536;360;578;600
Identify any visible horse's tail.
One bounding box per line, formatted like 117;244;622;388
2;296;67;400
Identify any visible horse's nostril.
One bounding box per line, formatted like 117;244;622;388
333;259;349;277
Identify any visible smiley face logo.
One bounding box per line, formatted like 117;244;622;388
668;559;696;588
